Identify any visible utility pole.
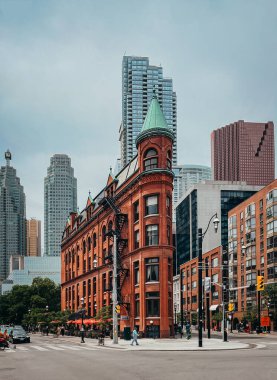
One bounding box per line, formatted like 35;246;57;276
113;233;118;344
198;228;203;348
205;257;211;338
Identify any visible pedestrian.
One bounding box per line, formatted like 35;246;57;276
61;325;65;336
80;325;85;343
185;321;191;340
46;325;49;336
131;328;139;346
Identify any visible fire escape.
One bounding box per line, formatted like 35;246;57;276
102;196;130;312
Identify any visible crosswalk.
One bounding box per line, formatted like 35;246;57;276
2;343;101;354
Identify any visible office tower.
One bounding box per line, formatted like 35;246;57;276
0;151;26;282
44;154;77;256
211;121;275;186
27;218;41;256
173;165;211;205
175;181;262;269
120;56;177;167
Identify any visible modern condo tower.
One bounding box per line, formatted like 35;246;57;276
120;56;177;167
44;154;77;256
0;151;26;282
211;121;275;186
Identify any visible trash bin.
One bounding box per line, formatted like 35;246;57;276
123;327;131;340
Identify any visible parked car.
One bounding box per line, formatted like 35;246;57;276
11;326;30;344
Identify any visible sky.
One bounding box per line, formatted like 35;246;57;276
1;0;277;248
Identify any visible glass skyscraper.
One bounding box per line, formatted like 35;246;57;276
120;56;177;167
0;151;26;282
44;154;77;256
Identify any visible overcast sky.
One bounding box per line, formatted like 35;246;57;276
1;0;277;245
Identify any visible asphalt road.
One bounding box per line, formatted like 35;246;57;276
1;335;276;380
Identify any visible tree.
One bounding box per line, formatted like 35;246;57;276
96;306;112;330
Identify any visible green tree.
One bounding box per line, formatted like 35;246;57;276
96;306;112;330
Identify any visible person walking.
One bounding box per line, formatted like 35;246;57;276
61;325;65;337
80;325;85;343
131;328;139;346
185;321;191;340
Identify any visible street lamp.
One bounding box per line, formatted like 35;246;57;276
150;320;154;338
174;303;177;325
198;213;219;348
80;297;85;343
45;305;49;312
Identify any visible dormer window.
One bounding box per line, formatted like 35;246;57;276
144;148;158;171
167;150;172;169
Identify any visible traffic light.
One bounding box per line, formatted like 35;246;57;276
228;303;235;312
256;276;264;291
115;305;120;314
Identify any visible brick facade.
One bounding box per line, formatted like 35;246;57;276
61;106;174;337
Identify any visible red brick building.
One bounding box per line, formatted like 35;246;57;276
211;120;274;186
228;179;277;326
180;247;222;329
61;95;174;338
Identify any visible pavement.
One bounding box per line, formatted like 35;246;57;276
1;334;277;380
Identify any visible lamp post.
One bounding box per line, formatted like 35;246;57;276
198;213;219;348
80;297;85;343
174;303;177;325
150;320;154;338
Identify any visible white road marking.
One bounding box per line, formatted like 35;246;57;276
58;345;81;351
16;346;30;351
44;344;65;351
79;346;98;350
30;346;49;351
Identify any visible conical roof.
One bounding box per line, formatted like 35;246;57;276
141;95;169;132
136;94;174;147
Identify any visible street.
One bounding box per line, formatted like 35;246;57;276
1;334;277;380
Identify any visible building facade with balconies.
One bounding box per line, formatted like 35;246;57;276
228;179;277;327
61;95;174;338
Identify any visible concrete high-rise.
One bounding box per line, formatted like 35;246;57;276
173;165;211;205
211;121;275;186
27;218;41;257
120;56;177;167
44;154;77;256
0;151;26;282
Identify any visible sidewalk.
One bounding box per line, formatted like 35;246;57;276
43;334;251;351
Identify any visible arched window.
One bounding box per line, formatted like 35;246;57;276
83;240;86;254
144;148;158;171
108;220;113;232
167;150;172;169
102;225;106;243
88;236;91;251
93;233;97;248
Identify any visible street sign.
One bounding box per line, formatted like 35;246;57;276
120;316;129;321
261;316;270;327
204;277;211;292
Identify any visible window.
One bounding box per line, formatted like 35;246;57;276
212;273;218;283
134;230;140;249
135;293;140;317
167;151;172;169
145;258;159;282
83;240;86;254
145;225;159;246
93;278;96;295
192;281;197;289
145;195;158;215
259;199;263;210
146;292;160;317
211;257;219;268
88;279;91;296
88;237;91;251
93;233;97;248
134;201;139;222
102;273;107;292
212;291;219;300
109;271;112;291
134;261;140;285
83;281;86;297
192;295;197;304
166;196;171;217
191;267;196;275
167;225;170;245
102;226;106;242
144;148;158;171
